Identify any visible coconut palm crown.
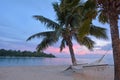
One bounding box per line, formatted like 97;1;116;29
27;0;108;66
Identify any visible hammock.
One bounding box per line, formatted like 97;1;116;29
64;49;110;71
88;52;108;65
78;48;110;65
72;51;109;70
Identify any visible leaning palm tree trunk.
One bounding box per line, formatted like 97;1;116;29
68;45;77;66
67;40;77;66
109;18;120;80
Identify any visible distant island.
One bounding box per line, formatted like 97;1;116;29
0;49;55;58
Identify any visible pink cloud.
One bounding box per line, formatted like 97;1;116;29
44;44;89;55
44;44;112;56
44;46;60;54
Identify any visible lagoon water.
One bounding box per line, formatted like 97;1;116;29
0;56;114;66
0;57;72;66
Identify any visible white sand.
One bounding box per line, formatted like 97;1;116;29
0;65;114;80
73;65;114;80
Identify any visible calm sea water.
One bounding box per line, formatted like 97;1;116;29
0;57;114;66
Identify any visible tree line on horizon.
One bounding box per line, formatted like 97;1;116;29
27;0;120;80
0;49;55;58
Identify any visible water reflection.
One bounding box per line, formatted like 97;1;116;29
0;57;72;66
0;57;113;66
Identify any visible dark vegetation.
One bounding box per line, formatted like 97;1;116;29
0;49;55;58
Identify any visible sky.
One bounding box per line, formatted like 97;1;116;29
0;0;119;58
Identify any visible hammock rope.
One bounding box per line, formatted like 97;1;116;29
90;47;110;64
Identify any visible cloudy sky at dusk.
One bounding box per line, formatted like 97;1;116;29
0;0;119;58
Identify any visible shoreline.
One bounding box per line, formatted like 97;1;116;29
0;65;114;80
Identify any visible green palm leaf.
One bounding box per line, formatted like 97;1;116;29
98;11;109;24
89;25;108;39
60;0;80;11
27;31;57;41
36;37;58;52
33;15;60;29
78;19;91;38
52;2;64;24
75;35;95;49
84;0;96;10
81;37;95;49
60;39;66;52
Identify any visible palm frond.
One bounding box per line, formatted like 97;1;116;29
81;36;95;50
84;0;96;10
75;35;95;50
52;3;61;21
60;0;80;11
52;2;60;14
70;14;81;28
78;19;91;38
33;15;60;29
60;39;66;52
98;11;109;24
52;3;66;25
64;13;73;27
67;0;80;8
82;0;97;20
36;37;58;52
90;25;108;39
27;31;56;41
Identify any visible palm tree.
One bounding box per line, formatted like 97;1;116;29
27;0;108;66
95;0;120;80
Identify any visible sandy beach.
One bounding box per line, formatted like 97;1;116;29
0;65;114;80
